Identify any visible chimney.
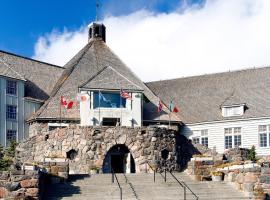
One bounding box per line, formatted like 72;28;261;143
88;23;106;42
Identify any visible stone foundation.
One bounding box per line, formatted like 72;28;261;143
17;124;181;174
0;170;39;199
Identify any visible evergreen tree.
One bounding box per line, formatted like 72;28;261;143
247;145;256;162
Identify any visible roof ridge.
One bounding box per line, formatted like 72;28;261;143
32;42;94;120
0;50;63;69
147;65;270;84
0;58;26;81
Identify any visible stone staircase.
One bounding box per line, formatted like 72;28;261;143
44;172;250;200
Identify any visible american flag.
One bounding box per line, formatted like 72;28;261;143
120;89;132;100
157;99;163;113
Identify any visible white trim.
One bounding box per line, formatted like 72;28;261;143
185;116;270;126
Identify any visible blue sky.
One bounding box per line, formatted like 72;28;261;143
0;0;204;58
1;0;270;81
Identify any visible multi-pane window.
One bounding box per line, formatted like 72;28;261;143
192;129;208;147
222;106;244;117
6;130;16;143
6;105;17;120
93;92;126;109
224;127;241;149
258;125;270;147
6;80;17;95
192;137;200;144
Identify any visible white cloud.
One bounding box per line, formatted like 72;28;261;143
33;0;270;82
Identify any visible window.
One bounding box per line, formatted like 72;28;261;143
191;129;208;147
93;92;126;109
192;137;200;144
6;105;17;120
6;130;16;143
258;125;270;147
222;105;244;117
6;80;17;95
224;127;241;149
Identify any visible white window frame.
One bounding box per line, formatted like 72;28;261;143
222;105;245;117
224;127;242;149
191;129;208;147
258;125;270;148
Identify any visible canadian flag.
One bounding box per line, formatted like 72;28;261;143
60;96;73;109
60;96;67;106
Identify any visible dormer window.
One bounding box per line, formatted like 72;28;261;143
222;104;245;117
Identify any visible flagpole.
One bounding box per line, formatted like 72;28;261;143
120;89;122;127
99;90;101;127
60;98;62;128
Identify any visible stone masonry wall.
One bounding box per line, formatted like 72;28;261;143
0;170;39;199
17;124;178;174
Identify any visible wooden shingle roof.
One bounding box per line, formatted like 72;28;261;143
147;67;270;124
80;66;143;91
32;38;180;122
0;50;64;101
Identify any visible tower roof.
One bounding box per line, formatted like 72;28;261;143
30;35;180;123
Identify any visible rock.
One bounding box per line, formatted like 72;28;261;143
258;175;270;184
20;179;38;188
244;172;258;183
6;182;20;191
25;188;38;197
0;187;8;198
236;173;245;184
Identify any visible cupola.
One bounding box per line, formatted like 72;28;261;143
88;22;106;42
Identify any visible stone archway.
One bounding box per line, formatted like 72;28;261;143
102;144;135;173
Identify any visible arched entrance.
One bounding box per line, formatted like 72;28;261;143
102;144;135;173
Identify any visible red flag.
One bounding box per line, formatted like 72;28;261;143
60;96;67;106
120;89;132;100
67;101;74;109
157;99;163;113
173;106;179;113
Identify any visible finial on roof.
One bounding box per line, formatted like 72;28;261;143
95;0;100;22
88;0;106;42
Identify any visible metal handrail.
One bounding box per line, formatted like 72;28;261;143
111;168;122;200
169;171;199;200
146;162;167;182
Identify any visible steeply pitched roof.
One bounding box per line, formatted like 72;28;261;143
32;38;180;122
147;67;270;124
0;59;26;81
0;50;64;100
81;66;143;91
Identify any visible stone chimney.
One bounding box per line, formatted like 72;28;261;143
88;23;106;42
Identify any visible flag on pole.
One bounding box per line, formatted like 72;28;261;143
60;96;73;109
169;100;179;113
60;96;67;106
120;89;132;100
66;101;74;109
157;99;163;113
77;94;89;102
99;91;109;102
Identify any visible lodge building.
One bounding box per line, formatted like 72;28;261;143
0;22;270;157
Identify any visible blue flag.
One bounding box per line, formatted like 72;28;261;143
99;91;109;102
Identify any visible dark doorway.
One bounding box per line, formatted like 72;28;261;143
102;118;119;126
111;154;125;173
102;144;135;173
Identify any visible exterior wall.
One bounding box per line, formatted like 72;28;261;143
0;77;25;147
17;124;178;174
24;99;42;139
80;91;142;127
182;117;270;155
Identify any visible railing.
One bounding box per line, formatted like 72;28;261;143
111;168;122;200
146;162;198;200
146;162;167;182
169;171;199;200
